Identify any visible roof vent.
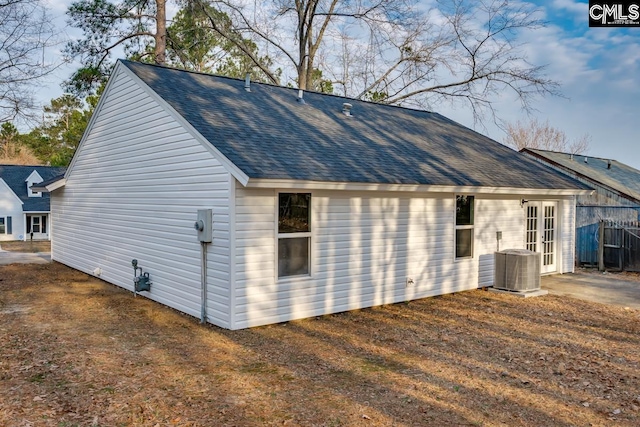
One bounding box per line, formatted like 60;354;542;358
342;103;352;116
569;153;574;161
297;89;305;104
584;157;588;163
244;73;251;92
607;160;612;169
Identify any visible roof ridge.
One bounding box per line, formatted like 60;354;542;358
528;149;624;164
119;59;436;115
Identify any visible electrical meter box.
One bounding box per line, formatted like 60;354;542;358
194;209;213;243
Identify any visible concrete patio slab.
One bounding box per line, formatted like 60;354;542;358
488;288;548;298
542;270;640;309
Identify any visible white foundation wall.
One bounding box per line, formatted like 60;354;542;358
51;67;232;328
232;188;571;329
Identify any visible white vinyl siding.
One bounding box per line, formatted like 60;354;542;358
234;189;538;328
475;197;526;287
0;178;24;241
51;67;232;328
234;188;458;329
476;197;576;281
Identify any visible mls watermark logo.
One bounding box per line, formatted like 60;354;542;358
589;2;640;26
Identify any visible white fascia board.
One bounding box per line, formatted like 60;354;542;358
245;178;593;196
30;178;66;193
46;178;67;192
0;178;23;204
119;62;250;186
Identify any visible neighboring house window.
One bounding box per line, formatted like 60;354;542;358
0;217;9;234
26;215;47;234
32;216;41;233
26;170;44;198
278;193;311;278
27;184;42;197
455;195;474;258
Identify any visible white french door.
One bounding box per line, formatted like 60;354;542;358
525;201;557;274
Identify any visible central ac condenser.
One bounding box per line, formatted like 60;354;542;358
494;249;541;291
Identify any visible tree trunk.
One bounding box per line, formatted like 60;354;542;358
297;3;308;90
155;0;167;64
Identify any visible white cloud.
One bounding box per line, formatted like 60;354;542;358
439;2;640;167
552;0;587;15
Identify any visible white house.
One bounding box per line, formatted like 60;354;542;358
37;60;591;330
0;165;66;242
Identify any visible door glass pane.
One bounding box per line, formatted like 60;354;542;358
543;206;555;266
526;206;538;252
32;217;40;233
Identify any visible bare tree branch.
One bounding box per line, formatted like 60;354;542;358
503;118;591;154
0;0;59;122
203;0;558;124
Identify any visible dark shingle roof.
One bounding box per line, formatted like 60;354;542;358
32;173;66;191
0;165;67;212
122;60;589;191
523;149;640;202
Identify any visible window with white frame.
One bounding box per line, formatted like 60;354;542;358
455;195;474;258
278;193;311;278
32;216;41;233
26;215;47;234
0;217;5;234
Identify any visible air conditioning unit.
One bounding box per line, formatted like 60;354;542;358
494;249;541;291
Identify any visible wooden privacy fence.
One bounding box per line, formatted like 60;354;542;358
597;220;640;272
576;206;640;269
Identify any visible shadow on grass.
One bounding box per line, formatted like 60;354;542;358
1;263;639;426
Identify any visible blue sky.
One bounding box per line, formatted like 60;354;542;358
41;0;640;168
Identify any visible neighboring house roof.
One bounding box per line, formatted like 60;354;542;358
522;149;640;202
120;60;589;192
0;165;67;211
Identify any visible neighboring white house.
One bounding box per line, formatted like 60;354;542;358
38;60;591;330
0;165;66;242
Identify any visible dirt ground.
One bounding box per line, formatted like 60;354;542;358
0;240;51;253
1;262;639;427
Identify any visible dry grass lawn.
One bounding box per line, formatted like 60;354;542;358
1;262;639;426
0;240;51;253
